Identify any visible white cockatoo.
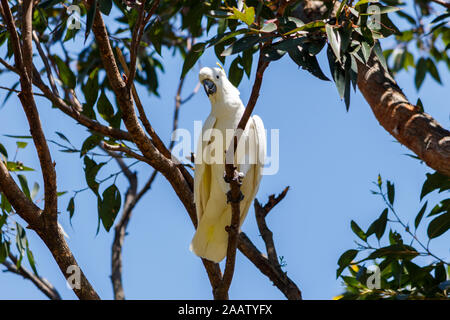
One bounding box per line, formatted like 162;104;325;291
190;66;266;263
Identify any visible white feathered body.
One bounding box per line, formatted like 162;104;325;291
190;67;266;263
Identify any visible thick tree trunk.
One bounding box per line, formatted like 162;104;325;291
357;55;450;176
301;0;450;176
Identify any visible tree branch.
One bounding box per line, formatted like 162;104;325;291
356;54;450;177
0;57;132;141
298;0;450;177
238;232;302;300
430;0;450;9
115;47;173;161
254;187;289;267
1;0;58;218
0;159;99;299
215;52;270;300
105;146;159;300
2;254;61;300
89;5;223;295
0;1;100;300
32;30;59;96
251;188;301;300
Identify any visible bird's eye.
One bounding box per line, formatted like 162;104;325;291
216;75;219;79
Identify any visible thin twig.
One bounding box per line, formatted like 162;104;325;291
127;0;160;88
0;86;45;97
105;147;158;300
115;47;171;159
254;186;289;266
101;141;150;164
0;57;19;73
430;0;450;9
115;47;193;188
378;186;448;265
32;31;59;96
2;254;62;300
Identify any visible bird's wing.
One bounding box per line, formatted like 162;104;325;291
250;114;266;190
194;114;216;223
237;114;266;223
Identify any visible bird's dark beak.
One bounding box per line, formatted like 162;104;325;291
202;79;216;96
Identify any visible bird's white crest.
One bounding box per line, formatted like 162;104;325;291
190;67;266;263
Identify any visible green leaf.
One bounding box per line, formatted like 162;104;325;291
373;41;388;71
284;21;325;35
98;184;121;232
15;222;26;257
55;132;72;145
16;141;28;149
83;157;105;195
426;58;441;84
375;208;388;240
366;244;419;260
361;41;371;63
207;10;232;19
415;57;427;90
416;98;424;113
85;0;98;41
26;246;38;275
427;212;450;239
53;55;76;89
366;208;389;240
378;6;401;15
6;162;34;172
343;63;351;111
228;57;244;87
83;68;99;108
427;200;449;218
229;5;255;26
207;29;249;47
431;13;450;24
288;45;329;81
181;43;205;78
99;0;112;15
4;135;32;139
396;11;416;24
1;192;11;213
414;201;428;230
31;182;40;200
326;25;341;62
336;0;348;21
351;220;367;242
260;22;277;33
0;212;7;228
97;91;115;124
327;47;345;97
222;35;260;56
261;46;285;62
241;49;253;78
434;263;446;283
38;0;64;9
386;180;395;205
354;0;372;8
420;171;450;199
337;249;358;278
0;241;9;264
0;143;8;159
18;175;31;199
81;134;102;157
67;197;75;221
360;6;401;16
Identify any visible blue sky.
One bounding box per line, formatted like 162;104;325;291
0;5;449;299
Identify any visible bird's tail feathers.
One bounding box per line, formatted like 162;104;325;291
190;211;230;263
